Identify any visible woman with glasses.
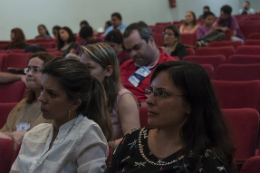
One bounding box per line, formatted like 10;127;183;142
0;52;54;146
161;25;187;60
80;43;140;150
11;58;113;172
106;61;236;173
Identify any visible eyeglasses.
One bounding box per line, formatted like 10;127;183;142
163;32;175;37
24;67;42;74
144;88;182;99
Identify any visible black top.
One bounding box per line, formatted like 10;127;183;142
106;128;229;173
170;42;187;60
4;42;27;50
58;42;78;57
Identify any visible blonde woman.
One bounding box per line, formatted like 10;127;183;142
180;11;200;34
80;43;140;149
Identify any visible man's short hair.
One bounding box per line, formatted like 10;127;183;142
123;22;154;43
221;5;232;15
245;1;250;6
204;6;210;11
203;11;215;19
80;20;89;27
79;26;93;39
111;12;122;20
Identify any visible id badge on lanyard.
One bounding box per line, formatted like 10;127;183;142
128;66;151;87
16;123;30;132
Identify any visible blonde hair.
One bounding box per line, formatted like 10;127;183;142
81;43;121;112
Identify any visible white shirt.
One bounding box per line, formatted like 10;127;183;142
239;8;255;14
10;115;109;173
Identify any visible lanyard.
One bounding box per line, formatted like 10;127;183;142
18;105;41;124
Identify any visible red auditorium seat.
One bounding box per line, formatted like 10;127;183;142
236;46;260;55
211;80;260;112
249;33;260;40
222;108;259;161
2;53;31;72
244;39;260;46
182;55;225;69
208;41;242;50
0;138;15;173
46;48;57;52
195;46;234;60
0;81;26;103
12;49;25;53
0;44;6;50
215;64;260;81
199;64;214;79
227;55;260;64
49;51;62;57
240;24;260;39
186;48;195;56
140;107;148;128
154;33;164;47
240;156;260;173
180;33;197;47
0;53;7;71
155;22;172;27
36;42;56;49
34;38;55;43
0;102;17;128
225;29;233;41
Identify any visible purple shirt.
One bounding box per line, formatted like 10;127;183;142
196;25;214;38
216;15;244;40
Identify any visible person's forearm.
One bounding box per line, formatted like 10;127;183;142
0;72;24;83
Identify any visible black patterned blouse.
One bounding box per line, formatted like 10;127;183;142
106;128;229;173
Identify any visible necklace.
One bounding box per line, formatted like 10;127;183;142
36;117;78;164
138;128;184;166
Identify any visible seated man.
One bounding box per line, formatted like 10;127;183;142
239;1;255;15
198;6;210;19
120;22;176;107
213;5;245;42
104;12;128;35
197;12;225;47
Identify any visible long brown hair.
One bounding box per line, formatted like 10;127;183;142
7;28;26;49
81;43;121;113
184;11;197;26
26;52;55;104
42;58;113;141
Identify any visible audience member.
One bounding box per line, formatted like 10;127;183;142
199;6;210;19
81;43;140;149
239;1;255;15
52;25;61;39
74;26;104;55
10;57;113;173
35;24;51;39
0;52;54;146
4;28;27;50
214;5;245;42
121;22;176;107
80;20;90;28
197;12;225;47
57;26;78;57
106;61;236;173
161;25;187;60
180;11;200;34
104;20;112;31
104;12;128;35
105;30;132;65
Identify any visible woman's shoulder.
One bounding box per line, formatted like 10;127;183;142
25;123;52;138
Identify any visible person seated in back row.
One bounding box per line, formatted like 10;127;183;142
105;29;132;65
213;5;244;42
161;25;187;60
104;12;128;35
239;1;255;15
198;6;210;19
4;28;27;50
35;24;51;39
180;11;200;34
120;22;176;107
196;12;226;47
74;26;104;55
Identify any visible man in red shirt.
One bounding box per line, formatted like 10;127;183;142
121;22;176;107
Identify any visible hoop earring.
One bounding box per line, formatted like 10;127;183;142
105;76;109;84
